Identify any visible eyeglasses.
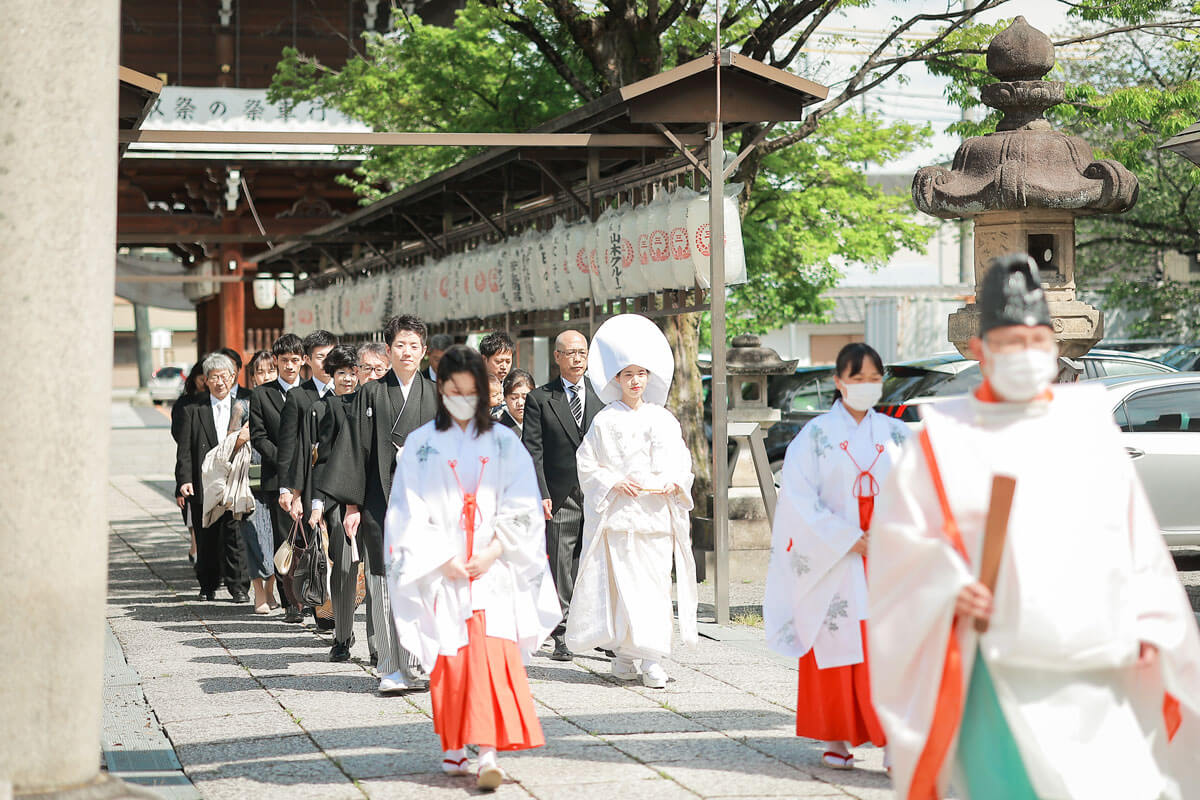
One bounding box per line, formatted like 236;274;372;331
556;349;587;358
361;364;388;376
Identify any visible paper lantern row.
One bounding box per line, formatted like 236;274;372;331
285;186;745;335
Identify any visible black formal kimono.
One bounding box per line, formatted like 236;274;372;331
175;393;250;596
294;390;361;643
521;376;602;643
319;369;438;577
250;378;302;608
276;378;326;492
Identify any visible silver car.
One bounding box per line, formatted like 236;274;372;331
1103;374;1200;546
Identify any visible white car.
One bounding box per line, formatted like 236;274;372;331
147;364;189;403
1103;374;1200;546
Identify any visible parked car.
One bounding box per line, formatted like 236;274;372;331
148;364;188;403
875;350;1178;422
1102;374;1200;546
1157;344;1200;372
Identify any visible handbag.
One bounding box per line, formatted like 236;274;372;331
293;525;329;607
273;518;299;575
248;463;262;492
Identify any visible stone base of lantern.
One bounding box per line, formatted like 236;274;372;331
948;298;1102;359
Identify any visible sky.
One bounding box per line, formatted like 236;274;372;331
802;1;1077;173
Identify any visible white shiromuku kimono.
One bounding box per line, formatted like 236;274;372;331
384;419;561;674
870;384;1200;800
566;401;698;659
763;401;909;668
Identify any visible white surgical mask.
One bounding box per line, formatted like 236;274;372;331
841;382;883;412
984;346;1057;402
442;393;478;422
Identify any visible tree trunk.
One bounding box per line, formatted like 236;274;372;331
662;312;711;509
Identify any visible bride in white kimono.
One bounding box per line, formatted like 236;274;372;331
566;314;698;689
384;345;560;791
762;342;909;770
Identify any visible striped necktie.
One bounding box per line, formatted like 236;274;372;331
569;384;583;429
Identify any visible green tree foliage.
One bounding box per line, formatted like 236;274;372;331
730;112;933;334
269;2;594;200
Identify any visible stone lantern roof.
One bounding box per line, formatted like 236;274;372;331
725;334;798;375
913;16;1138;219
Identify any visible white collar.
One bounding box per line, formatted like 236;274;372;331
561;376;585;393
278;376;300;392
832;399;875;428
313;375;332;397
210;392;231;407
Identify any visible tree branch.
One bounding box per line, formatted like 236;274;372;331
771;0;842;69
483;0;597;101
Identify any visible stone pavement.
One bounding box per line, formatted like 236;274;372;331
107;473;892;800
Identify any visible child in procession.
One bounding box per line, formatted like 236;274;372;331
566;314;698;689
383;345;560;791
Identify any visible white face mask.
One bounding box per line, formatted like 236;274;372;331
841;381;883;412
984;346;1058;402
442;393;478;422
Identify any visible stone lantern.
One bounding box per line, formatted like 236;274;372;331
725;333;799;425
912;16;1139;357
702;334;797;583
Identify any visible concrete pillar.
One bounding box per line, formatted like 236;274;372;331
0;3;149;797
132;303;154;406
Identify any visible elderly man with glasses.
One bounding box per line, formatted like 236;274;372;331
521;330;602;661
175;352;252;602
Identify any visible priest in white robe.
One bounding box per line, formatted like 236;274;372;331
869;254;1200;800
566;313;698;689
384;345;560;790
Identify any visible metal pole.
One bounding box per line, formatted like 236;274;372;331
958;0;977;285
710;10;730;626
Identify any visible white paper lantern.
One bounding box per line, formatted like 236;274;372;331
614;205;647;296
644;195;674;289
275;277;295;308
252;277;277;310
687;187;747;289
667;187;699;289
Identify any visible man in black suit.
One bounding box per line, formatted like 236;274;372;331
176;352;251;602
320;314;438;694
274;330;338;625
522;329;602;660
249;333;305;619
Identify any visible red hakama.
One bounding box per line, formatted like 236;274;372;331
795;444;886;747
794;620;885;746
429;610;545;752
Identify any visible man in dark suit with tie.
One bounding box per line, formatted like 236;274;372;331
522;330;602;660
249;333;305;619
176;352;251;602
321;314;438;694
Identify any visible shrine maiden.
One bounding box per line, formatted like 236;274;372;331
384;345;560;791
869;254;1200;800
566;314;698;689
763;342;909;769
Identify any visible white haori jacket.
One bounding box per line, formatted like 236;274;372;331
200;430;255;528
383;420;561;674
763;401;909;668
567;401;699;655
869;384;1200;800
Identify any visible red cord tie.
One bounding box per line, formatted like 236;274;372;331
840;442;884;532
448;457;489;583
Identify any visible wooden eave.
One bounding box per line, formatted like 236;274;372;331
252;51;828;274
118;66;163;158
